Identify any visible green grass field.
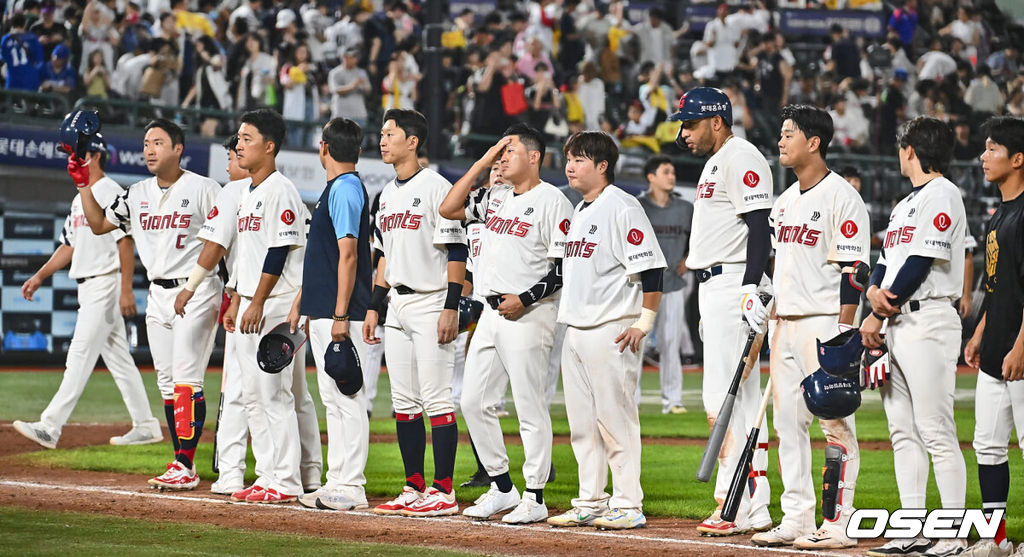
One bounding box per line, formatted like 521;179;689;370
2;368;1022;540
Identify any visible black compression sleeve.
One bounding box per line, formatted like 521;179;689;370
518;259;563;308
640;267;665;293
465;269;473;285
838;260;863;305
870;260;886;288
888;255;934;306
261;245;289;276
742;209;771;286
446;243;468;262
369;284;390;312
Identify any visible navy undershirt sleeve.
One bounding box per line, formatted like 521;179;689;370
742;209;771;286
888;255;934;306
640;267;665;293
262;245;289;276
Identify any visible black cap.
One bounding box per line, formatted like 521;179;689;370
324;338;363;395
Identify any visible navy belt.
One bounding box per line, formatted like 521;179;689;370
394;285;416;295
152;278;186;289
486;295;503;310
696;265;723;283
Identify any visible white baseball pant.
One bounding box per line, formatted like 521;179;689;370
547;323;567;407
308;317;369;503
562;316;645;514
654;287;695;412
359;326;385;415
462;299;557;489
697;270;770;523
451;330;470;409
39;272;158;435
145;276;221;398
973;371;1024;466
771;314;859;533
384;290;456;417
883;301;966;509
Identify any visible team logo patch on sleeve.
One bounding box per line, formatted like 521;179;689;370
933;213;951;231
207;206;218;219
626;228;644;245
743;171;760;188
559;219;570;235
281;209;296;225
841;220;858;238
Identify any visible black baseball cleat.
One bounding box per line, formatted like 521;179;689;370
866;538;936;556
460;469;490;488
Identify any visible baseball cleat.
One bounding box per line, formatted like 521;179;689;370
547;507;599;527
463;484;519;519
147;461;199;491
373;486;423;515
960;541;1013;557
749;507;773;532
109;423;163;446
12;420;58;449
501;492;548;524
210;479;244;496
247;487;297;504
230;485;263;502
923;540;969;556
793;526;856;549
594;508;646;530
298;491;321;509
751;524;807;547
460;469;491;488
664;405;688;414
866;537;936;556
696;510;749;536
400;487;459;517
316;489;369;511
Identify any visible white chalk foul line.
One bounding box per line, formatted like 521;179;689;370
0;479;849;557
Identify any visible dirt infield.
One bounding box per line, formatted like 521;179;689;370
0;423;874;557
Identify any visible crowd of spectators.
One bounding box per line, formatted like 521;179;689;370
1;0;1022;159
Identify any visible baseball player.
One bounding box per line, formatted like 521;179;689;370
439;124;573;523
672;87;773;535
860;117;968;557
752;105;869;549
211;109;315;504
13;119;162;450
961;116;1024;557
547;131;666;530
290;117;372;511
362;108;467;517
637;155;695;414
77;118;222;490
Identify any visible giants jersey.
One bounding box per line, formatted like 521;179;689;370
467;221;484;272
687;136;773;270
105;170;219;281
234;171;307;298
558;186;666;327
60;177;126;279
375;168;465;292
770;172;869;317
198;178;249;287
465;181;573;296
878;176;966;302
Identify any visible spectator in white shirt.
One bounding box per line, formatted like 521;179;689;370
702;3;741;76
918;38;958;81
965;65;1005;115
635;7;674;69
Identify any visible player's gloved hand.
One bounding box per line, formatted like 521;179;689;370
67;154;90;189
739;284;768;332
862;340;889;390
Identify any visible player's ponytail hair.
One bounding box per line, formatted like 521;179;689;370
896;116;954;175
564;131;619;184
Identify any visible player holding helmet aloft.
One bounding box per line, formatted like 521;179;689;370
438;124;573;524
860;117;967;557
960;116;1024;557
546;131;666;530
13;112;162;451
77;118;222;490
751;105;869;549
362;108;467;517
672;87;773;535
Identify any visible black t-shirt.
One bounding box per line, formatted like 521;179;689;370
980;193;1024;378
757;51;784;110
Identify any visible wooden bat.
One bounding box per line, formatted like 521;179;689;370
722;376;773;522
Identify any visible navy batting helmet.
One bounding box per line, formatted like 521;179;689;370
458;296;484;333
58;110;102;160
257;322;307;374
817;328;864;379
801;368;862;420
668;87;733;127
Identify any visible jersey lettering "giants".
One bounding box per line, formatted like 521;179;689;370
484;215;532;237
884;226;916;248
378;210;422;233
776;223;821;246
565;238;597;258
139;211;192;230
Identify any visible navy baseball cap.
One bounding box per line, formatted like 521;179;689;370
324;338;363;395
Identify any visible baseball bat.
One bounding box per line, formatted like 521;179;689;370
211;343;228;474
696;293;773;482
722;376;773;522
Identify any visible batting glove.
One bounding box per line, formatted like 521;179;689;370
740;284;768;333
67;154;90;189
862;341;890;390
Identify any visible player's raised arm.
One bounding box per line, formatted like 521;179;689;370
439;136;512;221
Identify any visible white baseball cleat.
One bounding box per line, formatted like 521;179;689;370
751;523;808;547
462;484;519;520
400;487;459;517
923;539;969;557
12;420;58;449
210;478;244;495
316;489;369;511
793;526;856;549
867;538;936;556
594;508;646;530
960;541;1014;557
298;490;322;509
373;486;423;515
110;423;163;446
501;492;547;524
547;507;600;527
148;460;199;491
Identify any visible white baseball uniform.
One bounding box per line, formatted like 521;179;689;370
233;170;317;496
688;136;773;524
769;171;869;533
876;176;967;510
461;181;573;489
375;168;465;417
35;177;159;440
105;170;223;398
558;185;666;514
